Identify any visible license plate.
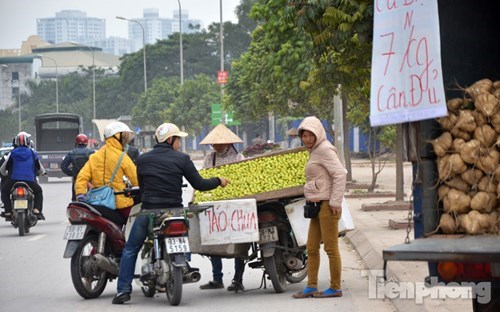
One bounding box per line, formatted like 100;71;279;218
259;226;279;243
63;225;87;240
14;200;28;209
165;237;190;254
50;163;58;169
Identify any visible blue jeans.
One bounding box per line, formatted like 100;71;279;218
210;256;245;283
117;214;150;294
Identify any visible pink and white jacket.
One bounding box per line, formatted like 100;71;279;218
298;116;346;208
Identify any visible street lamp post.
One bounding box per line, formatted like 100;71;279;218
176;1;186;152
116;16;147;92
81;44;96;138
219;0;225;124
177;0;184;85
37;55;59;113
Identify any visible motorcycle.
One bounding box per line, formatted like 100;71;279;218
63;201;125;299
135;204;213;306
62;182;139;299
9;181;38;236
191;197;308;294
250;198;308;293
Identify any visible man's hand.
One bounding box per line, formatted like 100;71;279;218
219;177;230;187
76;194;86;202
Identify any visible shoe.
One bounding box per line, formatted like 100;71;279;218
1;212;12;221
112;292;131;304
200;281;224;290
35;212;46;220
292;287;319;299
312;288;342;298
227;280;245;292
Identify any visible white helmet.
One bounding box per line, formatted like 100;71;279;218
155;123;188;143
104;121;132;139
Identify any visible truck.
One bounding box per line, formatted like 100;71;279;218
33;113;83;183
382;1;500;311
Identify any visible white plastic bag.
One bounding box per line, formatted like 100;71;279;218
338;196;355;234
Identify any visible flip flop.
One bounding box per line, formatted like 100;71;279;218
313;289;343;298
292;289;318;299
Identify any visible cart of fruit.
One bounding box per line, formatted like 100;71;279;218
193;147;308;204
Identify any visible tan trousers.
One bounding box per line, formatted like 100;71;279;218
306;200;342;290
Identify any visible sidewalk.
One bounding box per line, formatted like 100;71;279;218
345;160;473;312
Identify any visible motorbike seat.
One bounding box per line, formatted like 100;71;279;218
70;202;103;217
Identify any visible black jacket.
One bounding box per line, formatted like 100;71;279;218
137;143;221;208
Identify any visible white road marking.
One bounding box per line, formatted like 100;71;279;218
27;234;47;241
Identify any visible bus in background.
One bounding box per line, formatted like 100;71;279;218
34;113;83;183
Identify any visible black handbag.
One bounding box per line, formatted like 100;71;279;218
304;201;320;218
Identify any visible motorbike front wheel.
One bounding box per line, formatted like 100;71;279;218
263;250;287;293
17;211;26;236
166;262;183;306
70;234;108;299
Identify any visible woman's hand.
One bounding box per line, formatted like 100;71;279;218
330;206;341;214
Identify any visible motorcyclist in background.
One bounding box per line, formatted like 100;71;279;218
61;134;95;201
74;121;138;227
0;132;46;221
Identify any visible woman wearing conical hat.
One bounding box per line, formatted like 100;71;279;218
287;127;302;149
200;123;245;168
199;123;246;291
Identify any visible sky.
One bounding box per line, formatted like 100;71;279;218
0;0;241;49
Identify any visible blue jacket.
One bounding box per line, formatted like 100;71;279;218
7;146;40;182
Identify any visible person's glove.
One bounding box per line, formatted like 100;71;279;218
76;194;86;202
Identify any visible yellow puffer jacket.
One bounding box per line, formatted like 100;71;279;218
75;137;138;209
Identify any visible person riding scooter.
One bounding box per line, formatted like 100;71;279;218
61;134;95;201
75;121;138;226
0;132;46;221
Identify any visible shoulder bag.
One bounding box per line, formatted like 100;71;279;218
85;151;126;210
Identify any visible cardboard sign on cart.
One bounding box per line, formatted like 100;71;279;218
196;198;259;245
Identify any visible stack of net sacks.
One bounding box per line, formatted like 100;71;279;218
433;79;500;235
193;149;308;203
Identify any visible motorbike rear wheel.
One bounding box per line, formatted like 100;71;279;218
166;262;183;306
285;249;308;283
17;211;26;236
263;250;287;293
70;234;108;299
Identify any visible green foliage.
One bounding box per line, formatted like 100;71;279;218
132;77;180;129
165;74;219;135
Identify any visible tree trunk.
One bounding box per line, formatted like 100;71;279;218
342;93;352;182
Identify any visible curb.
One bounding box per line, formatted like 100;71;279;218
345;229;432;312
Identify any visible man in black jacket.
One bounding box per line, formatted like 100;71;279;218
61;134;95;201
113;122;229;304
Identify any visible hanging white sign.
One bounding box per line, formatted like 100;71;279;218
370;0;447;127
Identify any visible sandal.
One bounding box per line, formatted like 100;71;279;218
292;287;318;299
313;288;343;298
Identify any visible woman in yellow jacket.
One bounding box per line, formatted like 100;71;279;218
75;121;139;226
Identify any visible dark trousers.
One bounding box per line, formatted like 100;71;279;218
70;177;76;201
1;179;43;213
210;256;245;283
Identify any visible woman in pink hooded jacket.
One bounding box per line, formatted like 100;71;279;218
293;116;346;299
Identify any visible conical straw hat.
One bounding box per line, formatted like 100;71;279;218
287;127;298;136
200;123;243;145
